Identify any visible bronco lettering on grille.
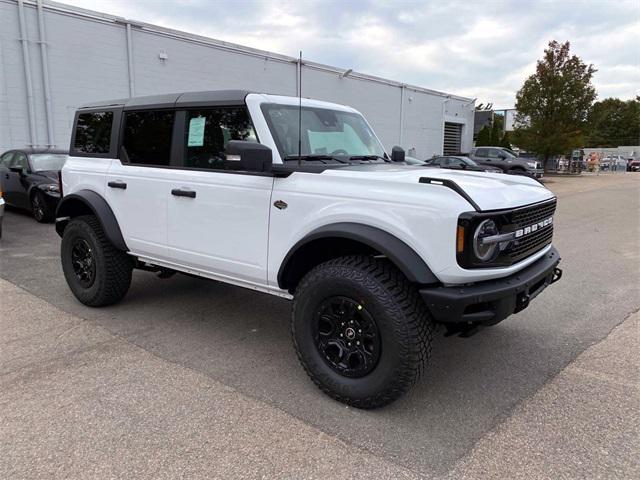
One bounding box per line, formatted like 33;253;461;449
514;217;553;239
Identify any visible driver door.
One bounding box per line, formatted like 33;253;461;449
166;106;273;286
4;152;30;209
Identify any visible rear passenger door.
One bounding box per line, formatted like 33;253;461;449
166;106;273;286
105;110;175;260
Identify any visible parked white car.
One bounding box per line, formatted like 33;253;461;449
56;91;562;408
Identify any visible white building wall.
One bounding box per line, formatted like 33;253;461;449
0;0;474;158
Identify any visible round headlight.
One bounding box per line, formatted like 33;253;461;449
473;219;499;261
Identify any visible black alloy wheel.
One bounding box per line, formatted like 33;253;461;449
71;238;96;288
314;296;381;378
32;192;45;222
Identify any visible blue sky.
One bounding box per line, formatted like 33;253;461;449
64;0;639;108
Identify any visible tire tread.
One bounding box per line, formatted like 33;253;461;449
292;255;434;409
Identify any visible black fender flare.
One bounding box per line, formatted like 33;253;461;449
278;222;439;288
55;190;128;251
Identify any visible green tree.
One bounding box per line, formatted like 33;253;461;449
490;114;504;144
585;97;640;147
512;41;596;170
476;125;492;146
500;131;512;149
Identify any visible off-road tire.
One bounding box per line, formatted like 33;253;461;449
292;255;434;409
32;190;53;223
61;215;133;307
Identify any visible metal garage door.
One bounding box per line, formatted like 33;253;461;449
443;122;463;155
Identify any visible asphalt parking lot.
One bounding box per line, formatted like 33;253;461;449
1;174;639;478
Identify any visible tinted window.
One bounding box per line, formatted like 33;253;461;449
122;110;175;166
475;148;489;157
74;112;113;154
431;158;441;165
448;157;464;166
0;152;14;167
11;152;29;172
488;149;502;158
184;107;256;170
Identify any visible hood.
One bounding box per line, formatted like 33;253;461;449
324;164;553;211
35;170;59;181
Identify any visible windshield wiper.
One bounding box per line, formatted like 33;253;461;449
283;154;349;164
349;155;389;162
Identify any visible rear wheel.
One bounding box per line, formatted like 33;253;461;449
61;215;133;307
32;191;53;223
292;255;434;409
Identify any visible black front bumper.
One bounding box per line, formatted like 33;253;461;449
420;246;561;326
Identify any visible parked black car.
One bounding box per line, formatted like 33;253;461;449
0;149;68;222
425;155;503;173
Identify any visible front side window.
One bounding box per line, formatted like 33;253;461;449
30;154;68;172
11;152;29;172
74;111;113;154
0;152;14;167
261;104;385;161
183;107;256;170
122;110;175;166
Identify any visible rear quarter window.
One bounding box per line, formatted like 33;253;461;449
72;111;114;155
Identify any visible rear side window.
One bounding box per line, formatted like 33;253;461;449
73;111;113;154
475;148;488;157
122;110;175;166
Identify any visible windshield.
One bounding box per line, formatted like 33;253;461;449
261;104;386;161
30;154;68;171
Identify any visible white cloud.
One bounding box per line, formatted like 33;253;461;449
60;0;640;107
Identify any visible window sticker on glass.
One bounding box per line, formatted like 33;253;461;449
188;117;206;147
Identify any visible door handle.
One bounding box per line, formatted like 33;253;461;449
108;181;127;189
171;188;196;198
4;174;8;179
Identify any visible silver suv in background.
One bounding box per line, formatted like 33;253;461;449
469;147;544;178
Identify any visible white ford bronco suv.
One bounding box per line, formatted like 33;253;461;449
56;90;562;408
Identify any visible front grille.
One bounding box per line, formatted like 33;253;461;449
507;199;556;262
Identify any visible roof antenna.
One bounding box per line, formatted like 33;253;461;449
298;50;302;166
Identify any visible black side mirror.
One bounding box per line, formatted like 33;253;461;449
9;166;26;175
226;141;273;172
391;146;405;162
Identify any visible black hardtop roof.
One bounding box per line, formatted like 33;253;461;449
79;90;254;110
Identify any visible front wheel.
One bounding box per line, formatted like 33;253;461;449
291;255;434;409
61;215;133;307
32;191;53;223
